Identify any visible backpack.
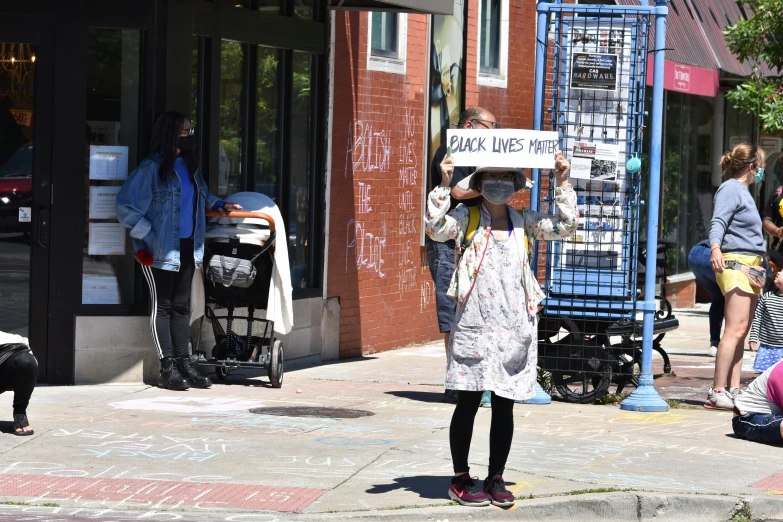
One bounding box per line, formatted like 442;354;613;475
461;206;534;262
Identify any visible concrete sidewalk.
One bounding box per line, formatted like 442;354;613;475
1;305;782;522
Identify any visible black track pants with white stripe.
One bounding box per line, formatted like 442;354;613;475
140;238;195;360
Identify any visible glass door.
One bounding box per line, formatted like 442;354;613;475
0;25;53;378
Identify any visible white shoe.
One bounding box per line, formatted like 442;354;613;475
705;387;734;410
709;345;718;357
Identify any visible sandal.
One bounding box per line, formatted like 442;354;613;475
13;413;33;436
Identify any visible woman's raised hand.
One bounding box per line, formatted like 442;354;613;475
554;151;570;187
439;156;455;188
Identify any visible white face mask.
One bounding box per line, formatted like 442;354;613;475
481;179;515;204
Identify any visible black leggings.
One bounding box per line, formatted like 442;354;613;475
140;238;194;360
450;390;515;478
0;351;38;415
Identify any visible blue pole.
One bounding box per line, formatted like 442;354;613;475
621;0;670;412
527;0;552;405
531;0;550;213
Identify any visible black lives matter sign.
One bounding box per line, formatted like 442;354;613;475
570;52;618;92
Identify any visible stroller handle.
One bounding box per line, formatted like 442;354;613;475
205;210;276;232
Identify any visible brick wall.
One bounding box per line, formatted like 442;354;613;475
328;3;539;358
328;11;438;358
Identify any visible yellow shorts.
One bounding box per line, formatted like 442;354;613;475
716;253;763;295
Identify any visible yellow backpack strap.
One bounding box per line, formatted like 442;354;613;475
778;196;783;219
465;206;481;243
516;209;533;261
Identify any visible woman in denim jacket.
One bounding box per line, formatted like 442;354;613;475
117;111;241;391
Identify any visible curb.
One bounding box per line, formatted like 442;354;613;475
294;493;782;522
1;492;782;521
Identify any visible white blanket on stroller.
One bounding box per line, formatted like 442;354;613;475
190;192;293;335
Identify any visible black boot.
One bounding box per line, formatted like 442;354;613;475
177;357;212;389
158;357;190;390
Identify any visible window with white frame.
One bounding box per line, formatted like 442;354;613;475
367;12;407;75
477;0;508;88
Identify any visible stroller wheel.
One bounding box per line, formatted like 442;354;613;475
215;366;229;380
269;340;284;388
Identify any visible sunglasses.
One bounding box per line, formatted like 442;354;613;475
181;127;196;136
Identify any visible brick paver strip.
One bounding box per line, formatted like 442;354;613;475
0;474;324;512
752;472;783;490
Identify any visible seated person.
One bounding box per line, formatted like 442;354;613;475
733;360;783;444
0;332;38;436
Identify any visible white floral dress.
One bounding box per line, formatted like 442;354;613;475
446;231;537;401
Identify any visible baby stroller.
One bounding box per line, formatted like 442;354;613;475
194;201;285;387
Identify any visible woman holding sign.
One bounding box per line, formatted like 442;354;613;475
117;112;242;391
425;152;576;507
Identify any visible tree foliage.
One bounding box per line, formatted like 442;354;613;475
724;0;783;132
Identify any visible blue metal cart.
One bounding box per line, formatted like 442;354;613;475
531;1;675;410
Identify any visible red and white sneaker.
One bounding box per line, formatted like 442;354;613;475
448;474;491;506
484;473;515;507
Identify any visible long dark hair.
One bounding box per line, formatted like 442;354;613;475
149;111;198;181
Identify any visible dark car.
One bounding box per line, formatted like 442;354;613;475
0;143;33;233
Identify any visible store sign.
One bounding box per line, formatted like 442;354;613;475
570;53;618;92
10;110;32;127
646;59;719;98
673;64;691;91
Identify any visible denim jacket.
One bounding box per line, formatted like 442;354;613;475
116;152;221;271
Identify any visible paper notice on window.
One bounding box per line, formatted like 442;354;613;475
89;145;129;181
570;142;620;181
446;129;559;169
88;223;126;256
82;276;121;305
89;186;121;220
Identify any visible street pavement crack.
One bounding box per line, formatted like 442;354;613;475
0;427;51;455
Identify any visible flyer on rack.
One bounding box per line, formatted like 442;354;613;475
570;141;621;181
89;145;129;181
88;223;126;256
88;186;121;220
570;52;618;92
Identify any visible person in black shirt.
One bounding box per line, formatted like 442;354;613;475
763;158;783;254
426;107;498;390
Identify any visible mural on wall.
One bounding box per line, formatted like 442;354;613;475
428;0;466;188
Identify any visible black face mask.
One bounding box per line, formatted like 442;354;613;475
178;135;196;153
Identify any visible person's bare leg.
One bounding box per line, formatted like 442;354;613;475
444;332;450;354
727;295;756;390
714;289;753;391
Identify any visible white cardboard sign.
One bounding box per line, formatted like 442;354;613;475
446;129;559;169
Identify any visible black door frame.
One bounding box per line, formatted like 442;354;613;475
0;23;54;381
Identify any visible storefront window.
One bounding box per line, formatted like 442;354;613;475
192;36;200;128
290;51;313;289
82;29;142;305
661;92;715;273
255;46;281;200
259;0;281;15
217;40;244;198
294;0;313;20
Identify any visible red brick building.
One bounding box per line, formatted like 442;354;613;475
327;1;538;358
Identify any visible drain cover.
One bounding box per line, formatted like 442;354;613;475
249;406;375;419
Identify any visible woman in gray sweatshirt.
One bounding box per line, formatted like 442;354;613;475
707;144;767;410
